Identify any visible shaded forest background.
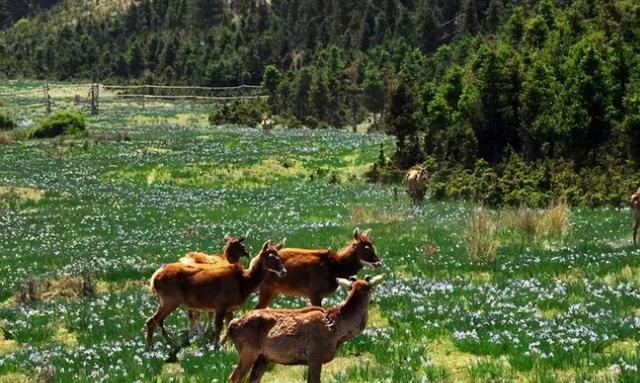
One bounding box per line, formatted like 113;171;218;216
1;0;640;206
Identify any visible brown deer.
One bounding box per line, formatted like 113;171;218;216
146;240;286;349
254;228;382;309
179;234;250;330
227;275;384;383
631;188;640;245
405;165;429;205
180;234;249;266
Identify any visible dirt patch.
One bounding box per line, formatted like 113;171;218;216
0;373;29;383
15;274;95;303
0;186;45;202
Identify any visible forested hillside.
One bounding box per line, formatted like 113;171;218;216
0;0;61;28
2;0;640;206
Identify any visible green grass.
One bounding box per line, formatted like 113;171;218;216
0;91;639;382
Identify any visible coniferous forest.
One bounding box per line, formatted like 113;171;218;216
2;0;640;206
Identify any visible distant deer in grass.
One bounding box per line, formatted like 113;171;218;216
146;240;286;349
254;228;382;309
405;165;429;205
227;275;384;383
179;234;250;331
631;188;640;245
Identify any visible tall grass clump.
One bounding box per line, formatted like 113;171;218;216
466;207;500;262
502;206;539;239
538;200;571;238
0;131;12;145
32;109;86;138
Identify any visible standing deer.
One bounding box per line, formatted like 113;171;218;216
254;228;382;309
631;188;640;245
405;165;429;205
227;275;384;383
146;240;286;349
179;234;250;331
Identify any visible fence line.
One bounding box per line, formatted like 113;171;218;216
102;84;262;91
0;82;266;120
115;94;268;100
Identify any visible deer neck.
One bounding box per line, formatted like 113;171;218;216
334;245;363;277
328;290;370;344
242;256;269;297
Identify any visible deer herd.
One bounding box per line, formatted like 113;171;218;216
145;187;640;382
147;228;383;383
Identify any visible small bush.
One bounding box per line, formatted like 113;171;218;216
209;100;267;127
466;207;500;263
0;111;16;131
32;110;86;138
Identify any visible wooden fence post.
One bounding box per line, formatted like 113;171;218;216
90;83;99;115
44;82;52;114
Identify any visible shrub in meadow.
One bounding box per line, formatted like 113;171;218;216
466;207;500;262
32;109;86;138
0;111;16;131
208;99;267;127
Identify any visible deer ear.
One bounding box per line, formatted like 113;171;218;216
262;240;271;252
353;227;360;240
361;229;372;241
224;233;231;242
238;236;246;242
336;278;352;290
348;276;357;282
274;242;283;250
369;275;384;287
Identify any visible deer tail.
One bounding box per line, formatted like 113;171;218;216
149;266;164;295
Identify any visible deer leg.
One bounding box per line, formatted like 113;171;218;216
146;301;179;350
228;353;258;383
255;288;276;309
307;361;322;383
634;219;639;245
248;356;267;383
220;311;234;345
187;310;200;332
211;310;226;346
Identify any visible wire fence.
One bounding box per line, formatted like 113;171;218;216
0;82;266;125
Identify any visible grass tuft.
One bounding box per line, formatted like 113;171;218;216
466;207;500;263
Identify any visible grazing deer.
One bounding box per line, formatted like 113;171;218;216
255;228;382;309
179;234;250;330
146;240;286;349
631;188;640;245
227;275;384;383
405;165;429;205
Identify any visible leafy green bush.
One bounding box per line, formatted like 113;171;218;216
208;100;267;127
0;111;16;131
32;110;86;138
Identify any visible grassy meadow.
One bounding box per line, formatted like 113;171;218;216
1;100;640;382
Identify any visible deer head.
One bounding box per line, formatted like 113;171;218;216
336;274;384;300
223;234;250;262
352;228;382;268
258;240;287;278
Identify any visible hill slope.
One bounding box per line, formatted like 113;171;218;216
1;0;640;207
